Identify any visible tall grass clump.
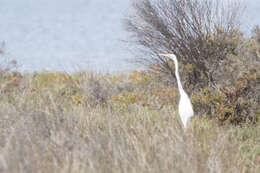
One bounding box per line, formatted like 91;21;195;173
0;71;259;173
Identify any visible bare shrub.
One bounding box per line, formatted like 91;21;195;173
83;73;113;105
124;0;260;125
124;0;243;88
252;25;260;43
0;43;20;79
73;72;135;106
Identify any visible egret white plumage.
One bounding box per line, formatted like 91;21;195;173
159;53;194;128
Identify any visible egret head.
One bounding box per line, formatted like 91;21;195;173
158;53;177;62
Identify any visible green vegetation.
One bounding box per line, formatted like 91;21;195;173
0;69;259;173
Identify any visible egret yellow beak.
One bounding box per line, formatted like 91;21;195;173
158;53;171;57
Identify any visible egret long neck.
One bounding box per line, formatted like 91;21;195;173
174;59;185;94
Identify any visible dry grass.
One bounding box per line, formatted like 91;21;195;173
0;72;259;173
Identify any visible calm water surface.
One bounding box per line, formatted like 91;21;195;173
0;0;259;73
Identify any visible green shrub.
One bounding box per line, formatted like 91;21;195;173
192;68;260;125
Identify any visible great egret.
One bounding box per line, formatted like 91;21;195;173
159;54;194;128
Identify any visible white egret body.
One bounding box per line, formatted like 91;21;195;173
159;54;194;128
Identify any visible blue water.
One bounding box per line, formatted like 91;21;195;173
0;0;259;73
